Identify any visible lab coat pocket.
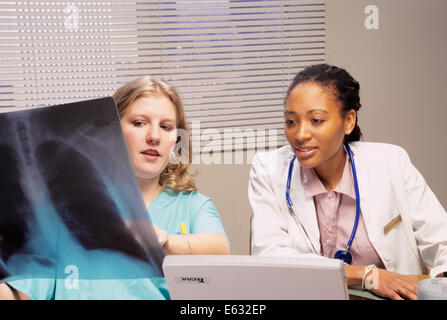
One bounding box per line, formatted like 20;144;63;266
381;209;420;273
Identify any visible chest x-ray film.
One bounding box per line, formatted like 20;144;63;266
0;97;165;282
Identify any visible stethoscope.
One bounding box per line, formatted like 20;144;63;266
285;143;360;265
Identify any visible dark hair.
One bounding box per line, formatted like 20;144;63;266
286;63;362;143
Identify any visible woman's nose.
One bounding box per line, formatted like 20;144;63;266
295;123;311;141
146;126;161;145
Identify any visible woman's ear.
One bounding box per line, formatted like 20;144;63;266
344;109;357;135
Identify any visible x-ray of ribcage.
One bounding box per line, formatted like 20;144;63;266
0;97;165;281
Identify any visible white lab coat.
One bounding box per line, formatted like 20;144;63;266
249;142;447;277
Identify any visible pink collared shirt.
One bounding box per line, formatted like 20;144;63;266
301;153;385;268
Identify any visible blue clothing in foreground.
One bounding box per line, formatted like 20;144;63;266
148;189;228;299
5;189;226;299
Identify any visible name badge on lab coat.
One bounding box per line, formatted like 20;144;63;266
383;215;402;235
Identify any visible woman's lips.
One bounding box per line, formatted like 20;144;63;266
141;149;160;159
295;146;318;158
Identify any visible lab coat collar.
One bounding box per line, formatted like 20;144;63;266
347;143;375;244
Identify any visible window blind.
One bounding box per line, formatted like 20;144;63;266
0;0;325;152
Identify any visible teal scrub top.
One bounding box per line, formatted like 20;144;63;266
5;189;227;300
148;189;228;299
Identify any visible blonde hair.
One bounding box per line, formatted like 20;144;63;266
113;76;196;192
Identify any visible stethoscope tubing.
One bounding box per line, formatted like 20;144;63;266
285;143;360;263
345;143;360;251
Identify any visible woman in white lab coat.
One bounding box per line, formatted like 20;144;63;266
249;64;447;300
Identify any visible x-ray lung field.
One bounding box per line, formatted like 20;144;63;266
0;97;165;282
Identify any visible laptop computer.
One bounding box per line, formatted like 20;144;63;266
163;255;348;300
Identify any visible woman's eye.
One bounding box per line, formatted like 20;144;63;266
161;124;174;131
132;120;144;127
311;119;324;124
285;119;295;126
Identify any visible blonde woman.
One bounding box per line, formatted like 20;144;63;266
114;76;230;299
114;76;229;257
1;77;229;299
